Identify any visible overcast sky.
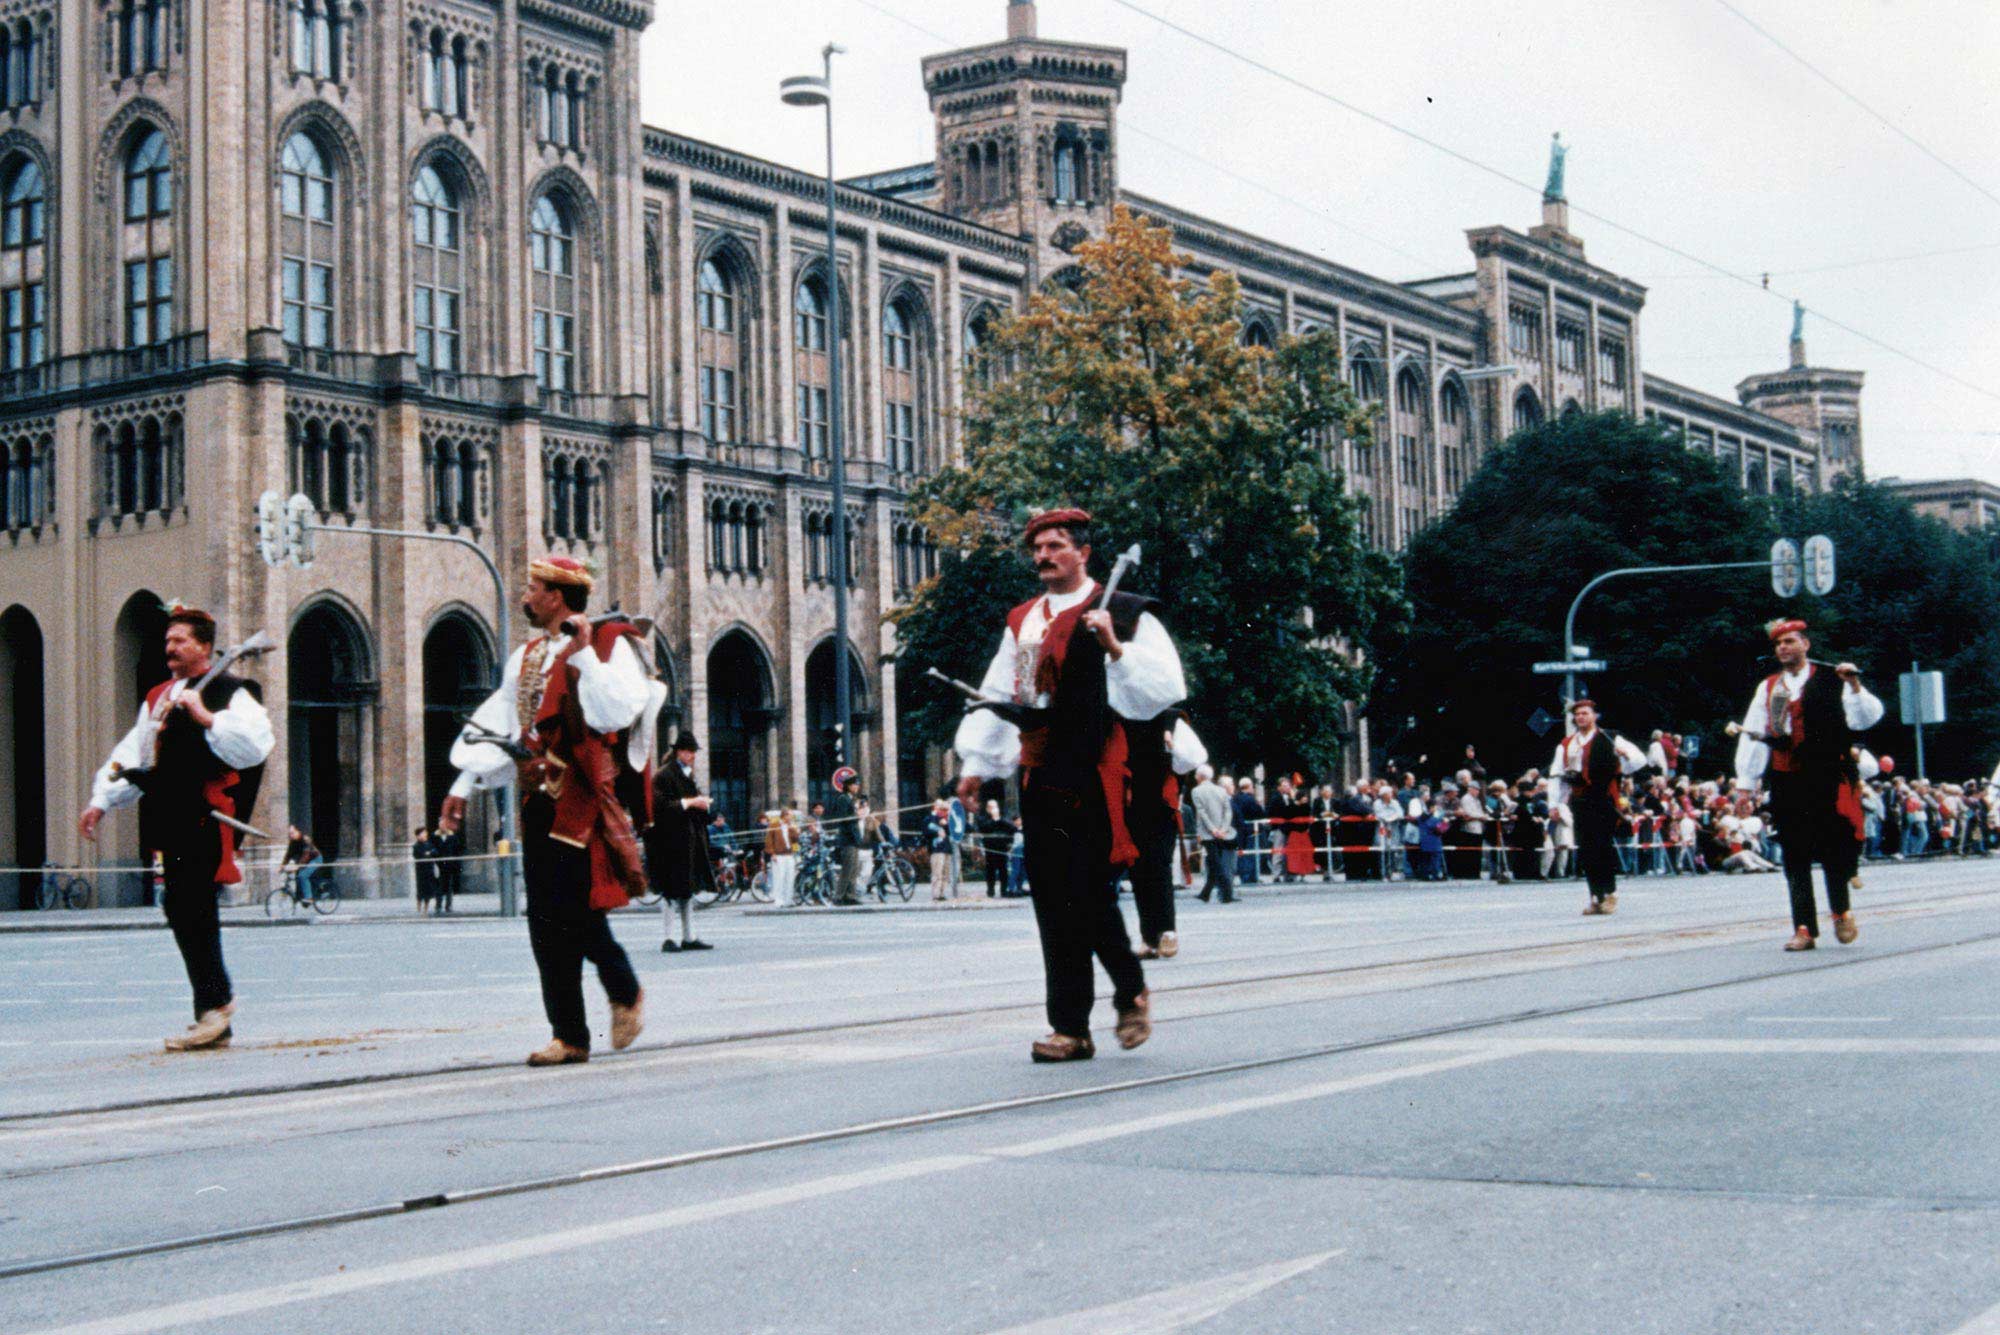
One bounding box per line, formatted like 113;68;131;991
636;0;2000;485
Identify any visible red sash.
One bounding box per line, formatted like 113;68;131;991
144;680;247;885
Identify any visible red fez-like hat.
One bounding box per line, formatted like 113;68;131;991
529;554;595;589
1022;507;1092;546
1766;617;1808;642
1569;698;1597;713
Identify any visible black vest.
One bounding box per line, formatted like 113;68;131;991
139;673;266;856
1035;590;1155;792
1766;667;1856;786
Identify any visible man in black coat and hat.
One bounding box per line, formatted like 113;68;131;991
649;731;716;952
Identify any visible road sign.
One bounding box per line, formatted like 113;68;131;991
1770;538;1801;598
1899;670;1945;726
1803;534;1835;596
1526;707;1556;738
284;492;316;569
1533;659;1606;675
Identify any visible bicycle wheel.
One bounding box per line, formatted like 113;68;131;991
311;879;341;915
265;888;293;918
65;876;93;909
37;879;57;910
750;867;773;903
889;859;915;902
693;869;722;908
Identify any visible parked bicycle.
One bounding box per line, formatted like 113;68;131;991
863;847;916;903
37;867;91;911
265;863;341;917
696;846;771;907
792;846;840;906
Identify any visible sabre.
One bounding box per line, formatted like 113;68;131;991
107;630;278;794
459;724;536;761
926;665;1003;706
211;809;276;841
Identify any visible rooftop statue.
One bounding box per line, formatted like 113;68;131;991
1544;132;1567;202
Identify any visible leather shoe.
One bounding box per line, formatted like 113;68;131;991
1582;899;1606;916
1115;990;1152;1050
165;1003;235;1052
610;990;644;1051
1783;929;1816;952
1030;1033;1095;1063
1834;913;1858;945
1133;944;1159;960
1159;931;1179;958
1603;894;1617;912
661;940;680;953
680;940;713;951
527;1038;590;1066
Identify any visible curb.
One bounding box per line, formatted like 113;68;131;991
743;897;1033;916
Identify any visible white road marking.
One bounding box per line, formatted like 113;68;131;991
15;1050;1504;1333
983;1249;1344;1334
1744;1016;1893;1024
1949;1294;2000;1334
1565;1015;1704;1025
1416;1037;2000;1055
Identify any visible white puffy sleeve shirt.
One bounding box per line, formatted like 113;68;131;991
447;636;654;799
954;589;1188;783
89;682;275;813
1733;667;1885;788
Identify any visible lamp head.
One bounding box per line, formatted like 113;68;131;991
780;75;830;108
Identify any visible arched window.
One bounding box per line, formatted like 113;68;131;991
1053;140;1080;203
1512;386;1543;434
982;142;1001;203
794;274;832;459
546;456;572;540
564;71;584;150
122;130;173;349
1439;380;1468;496
424;30;463;116
289;0;337;79
449;37;468;115
1394;368;1427;497
882;297;927;473
0;20;34;108
696;258;740;444
1;157;46;373
456;440;480;527
570;459;593;539
410;164;461;373
529;194;576;394
430;437;455;524
279;132;336;349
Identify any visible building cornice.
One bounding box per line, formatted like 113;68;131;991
642;130;1031;265
1467;225;1648;310
1644;372;1804;448
1125;192;1480;342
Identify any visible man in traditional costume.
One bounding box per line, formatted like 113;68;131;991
1734;618;1883;950
1548;698;1648;916
440;556;656;1065
81;604;274;1050
955;508;1187;1062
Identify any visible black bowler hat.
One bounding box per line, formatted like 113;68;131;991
672;732;701;752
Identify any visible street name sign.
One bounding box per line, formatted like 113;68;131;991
1533;659;1606;674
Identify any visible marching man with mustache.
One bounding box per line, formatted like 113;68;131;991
954;508;1188;1063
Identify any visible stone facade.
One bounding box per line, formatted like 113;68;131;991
0;0;1871;899
1880;477;2000;532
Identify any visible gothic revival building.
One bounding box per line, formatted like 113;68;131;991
0;0;1868;900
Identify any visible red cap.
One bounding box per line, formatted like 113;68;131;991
1766;617;1808;642
1569;698;1597;713
529;555;595;589
1023;507;1092;546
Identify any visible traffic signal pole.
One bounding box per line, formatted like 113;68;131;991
1561;560;1772;715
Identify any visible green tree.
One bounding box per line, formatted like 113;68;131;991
893;206;1403;778
1771;475;2000;780
1374;412;1773;779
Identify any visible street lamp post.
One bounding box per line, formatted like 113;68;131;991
782;44;854;784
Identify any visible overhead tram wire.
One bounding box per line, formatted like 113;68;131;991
1093;0;2000;407
1712;0;2000;216
843;0;1449;273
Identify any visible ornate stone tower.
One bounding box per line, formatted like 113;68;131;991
921;0;1126;284
1738;303;1866;482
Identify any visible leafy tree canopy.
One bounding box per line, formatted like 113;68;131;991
1377;412;2000;784
893;206;1405;779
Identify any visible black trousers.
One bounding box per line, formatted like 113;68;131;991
1022;777;1145;1038
1770;774;1856;937
160;843;231;1018
522;795;640;1050
1573;796;1620;899
1127;821;1178;946
1199;839;1236;902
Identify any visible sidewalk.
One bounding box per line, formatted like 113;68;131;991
0;896;497;933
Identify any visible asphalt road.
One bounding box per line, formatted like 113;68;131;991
4;861;1999;1334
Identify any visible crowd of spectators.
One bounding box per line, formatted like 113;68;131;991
1197;745;1998;886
